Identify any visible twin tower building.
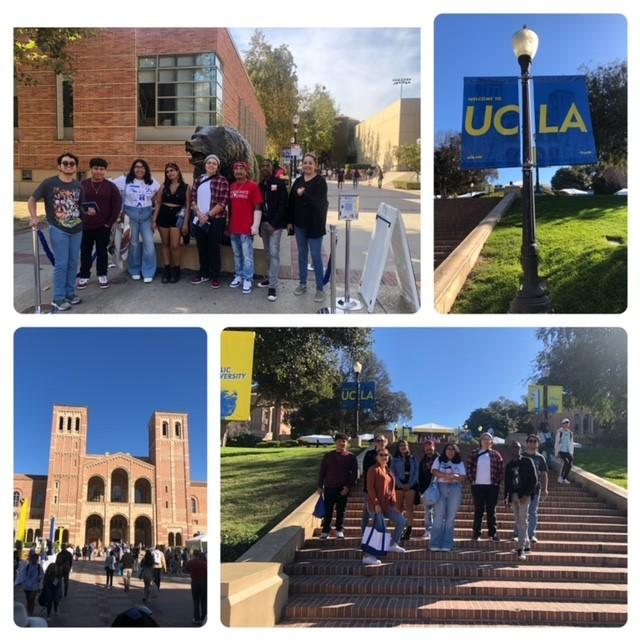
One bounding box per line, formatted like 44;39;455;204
14;405;207;549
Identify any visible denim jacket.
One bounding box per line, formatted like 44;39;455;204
390;454;419;489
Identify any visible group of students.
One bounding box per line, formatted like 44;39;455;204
28;151;330;310
316;421;576;566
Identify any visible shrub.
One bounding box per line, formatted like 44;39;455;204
591;166;627;195
280;439;301;447
226;433;264;447
221;529;259;562
256;441;280;448
393;180;421;190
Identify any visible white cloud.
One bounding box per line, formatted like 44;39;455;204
230;28;420;121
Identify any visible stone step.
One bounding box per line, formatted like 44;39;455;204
338;517;628;529
282;595;627;626
285;559;628;583
304;538;627;555
288;575;627;602
342;505;622;517
294;547;628;567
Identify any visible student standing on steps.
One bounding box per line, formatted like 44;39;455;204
418;439;439;539
555;418;575;484
316;433;358;539
363;448;407;565
361;433;389;533
504;441;538;561
390;439;419;540
467;433;504;542
430;443;466;552
519;434;549;544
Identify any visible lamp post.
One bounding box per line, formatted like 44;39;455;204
353;361;362;437
392;77;412;100
509;26;553;313
290;114;300;183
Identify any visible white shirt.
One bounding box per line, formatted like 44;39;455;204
474;451;492;484
197;180;212;215
112;175;160;208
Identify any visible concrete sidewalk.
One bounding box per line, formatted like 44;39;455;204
14;183;421;314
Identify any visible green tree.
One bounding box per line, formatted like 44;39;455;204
434;132;497;197
550;166;593;191
583;61;627;168
465;397;532;438
288;352;412;436
243;30;299;158
532;328;627;433
298;85;338;163
394;143;421;180
14;28;95;84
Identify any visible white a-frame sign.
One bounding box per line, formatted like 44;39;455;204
359;203;420;313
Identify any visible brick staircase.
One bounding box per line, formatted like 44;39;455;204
279;453;627;626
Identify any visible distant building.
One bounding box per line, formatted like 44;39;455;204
330;116;359;166
14;28;266;196
249;403;292;440
355;98;420;170
13;405;207;548
532;408;603;444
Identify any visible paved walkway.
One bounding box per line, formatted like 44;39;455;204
14;183;420;314
14;559;202;627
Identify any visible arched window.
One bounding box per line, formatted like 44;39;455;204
59;416;64;431
162;421;168;437
175;421;181;437
26;529;34;543
191;497;198;513
75;417;80;432
134;478;152;504
110;469;129;503
67;416;72;431
168;532;175;546
175;532;182;546
13;491;21;507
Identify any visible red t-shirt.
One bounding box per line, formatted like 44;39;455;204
229;180;263;235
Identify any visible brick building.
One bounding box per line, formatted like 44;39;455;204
14;28;266;196
13;405;207;549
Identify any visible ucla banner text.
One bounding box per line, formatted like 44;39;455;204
220;330;256;422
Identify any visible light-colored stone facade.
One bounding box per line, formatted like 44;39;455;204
13;405;207;548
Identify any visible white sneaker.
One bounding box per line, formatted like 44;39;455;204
143;277;153;283
230;276;242;288
242;279;252;294
362;554;381;566
558;476;565;484
388;543;406;553
421;530;431;540
336;530;345;539
131;274;141;280
319;532;329;540
563;478;571;484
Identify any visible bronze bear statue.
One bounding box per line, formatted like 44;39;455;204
185;126;260;184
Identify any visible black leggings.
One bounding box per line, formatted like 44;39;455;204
559;451;573;480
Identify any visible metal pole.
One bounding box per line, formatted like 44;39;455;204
344;220;351;304
330;225;337;314
32;226;43;313
354;372;361;437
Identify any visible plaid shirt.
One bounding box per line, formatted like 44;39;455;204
190;174;229;218
466;448;504;485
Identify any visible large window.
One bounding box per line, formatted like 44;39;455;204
138;53;223;128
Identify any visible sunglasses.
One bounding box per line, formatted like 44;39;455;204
374;439;385;443
61;161;76;167
377;454;389;458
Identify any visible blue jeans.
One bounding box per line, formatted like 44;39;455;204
431;483;462;550
527;491;541;539
294;227;323;290
49;226;82;302
260;225;283;287
230;234;254;280
125;206;156;278
424;503;434;530
366;508;406;545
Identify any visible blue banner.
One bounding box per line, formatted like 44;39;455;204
341;382;376;410
533;75;597;167
461;77;520;169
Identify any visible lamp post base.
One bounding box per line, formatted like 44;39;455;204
509;286;553;313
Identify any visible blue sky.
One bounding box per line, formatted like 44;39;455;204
373;328;541;428
14;328;207;480
230;28;420;121
435;14;627;185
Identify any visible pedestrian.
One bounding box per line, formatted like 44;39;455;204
55;544;73;597
366;167;373;186
153;162;190;283
352;168;360;190
360;433;389;533
140;550;155;603
520;434;549;543
430;443;466;552
27;152;83;311
504;441;538;561
363;448;407;565
538;422;554;468
418;439;439;539
190;154;229;288
152;546;166;591
104;549;117;589
40;563;62;618
78;157;122;291
555;418;575;483
466;432;504;542
186;549;207;625
120;547;134;592
390;439;419;540
377;166;384;189
257;159;288;302
74;545;81;561
316;433;358;539
112;158;161;283
337;167;345;190
287;153;329;303
15;550;44;616
228;161;263;294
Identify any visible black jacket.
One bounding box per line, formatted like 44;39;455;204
259;176;288;229
418;453;438;493
361;449;379;493
287;174;328;238
504;456;538;501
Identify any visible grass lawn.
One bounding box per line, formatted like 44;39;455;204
451;196;627;313
573;448;627;489
221;446;344;561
